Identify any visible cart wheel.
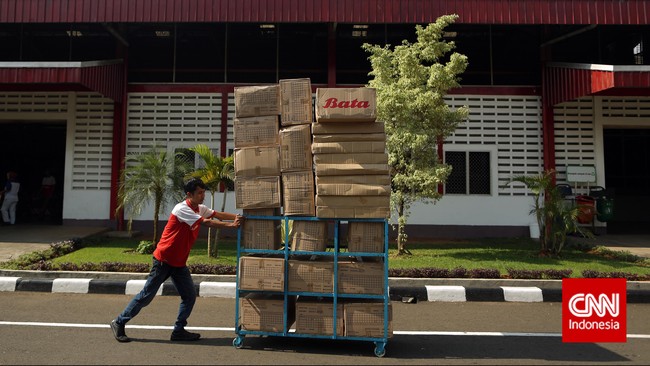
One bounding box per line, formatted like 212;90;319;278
374;342;386;358
233;336;244;349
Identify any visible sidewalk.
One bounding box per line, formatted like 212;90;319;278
1;224;649;303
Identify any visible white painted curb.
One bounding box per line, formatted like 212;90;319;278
199;282;236;298
501;286;543;302
52;278;92;294
425;285;466;302
125;280;163;296
0;277;20;292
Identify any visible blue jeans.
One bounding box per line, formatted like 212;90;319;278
116;257;196;332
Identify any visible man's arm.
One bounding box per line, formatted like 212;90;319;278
201;214;243;229
211;211;238;221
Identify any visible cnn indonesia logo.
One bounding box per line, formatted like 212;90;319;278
562;278;627;343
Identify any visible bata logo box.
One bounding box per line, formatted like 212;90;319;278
562;278;627;343
315;88;376;123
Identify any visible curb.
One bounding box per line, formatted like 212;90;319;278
2;277;650;303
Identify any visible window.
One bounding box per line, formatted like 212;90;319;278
445;151;491;195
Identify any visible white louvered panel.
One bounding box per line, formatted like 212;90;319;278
0;92;68;113
445;95;543;196
127;93;222;154
72;93;114;190
553;98;595;189
601;97;650;118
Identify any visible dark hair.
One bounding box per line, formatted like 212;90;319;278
184;178;206;194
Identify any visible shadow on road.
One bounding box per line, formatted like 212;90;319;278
236;334;629;362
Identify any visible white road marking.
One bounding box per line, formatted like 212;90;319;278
1;321;649;339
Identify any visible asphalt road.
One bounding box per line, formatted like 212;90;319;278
1;292;649;365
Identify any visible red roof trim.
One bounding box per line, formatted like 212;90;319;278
0;0;648;25
544;63;650;105
0;60;124;101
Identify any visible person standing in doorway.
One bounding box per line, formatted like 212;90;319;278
1;171;20;225
38;170;56;218
110;178;243;343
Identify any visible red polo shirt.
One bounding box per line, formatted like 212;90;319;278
153;199;216;267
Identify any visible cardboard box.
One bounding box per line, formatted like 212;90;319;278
288;259;334;293
312;133;386;143
312;141;385;154
344;301;393;338
314;153;388;165
241;209;281;250
315;195;390;208
234;116;279;148
234;85;280;117
338;261;385;295
239;294;295;332
296;298;344;336
234;146;281;177
315;163;390;176
291;220;328;252
315;88;376;122
316;183;391;196
235;176;281;209
280;78;313;125
280;125;313;172
316;206;390;219
316;174;391;185
312;121;384;135
282;171;315;216
347;222;385;253
238;256;285;291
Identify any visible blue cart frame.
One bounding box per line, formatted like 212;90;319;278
233;215;390;357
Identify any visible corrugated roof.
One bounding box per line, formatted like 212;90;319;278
0;60;124;101
544;63;650;105
0;0;647;25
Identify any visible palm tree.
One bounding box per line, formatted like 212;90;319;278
504;169;590;256
187;144;234;257
116;146;192;245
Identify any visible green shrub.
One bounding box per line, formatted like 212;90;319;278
136;240;155;255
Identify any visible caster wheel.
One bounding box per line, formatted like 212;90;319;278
374;343;386;357
233;336;244;349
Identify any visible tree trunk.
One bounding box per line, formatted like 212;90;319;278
211;188;229;258
207;191;216;258
153;199;161;246
397;200;411;255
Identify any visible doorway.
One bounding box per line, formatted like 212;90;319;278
0;121;66;225
603;128;650;234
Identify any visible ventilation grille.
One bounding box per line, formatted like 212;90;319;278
445;95;543;196
601;97;650;118
0;92;68;113
553;98;595;190
126;93;223;156
72;93;114;190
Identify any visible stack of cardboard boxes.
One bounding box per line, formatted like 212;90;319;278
311;87;392;338
313;87;391;220
233;84;287;333
235;80;392;338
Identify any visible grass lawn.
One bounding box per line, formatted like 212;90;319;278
45;235;650;278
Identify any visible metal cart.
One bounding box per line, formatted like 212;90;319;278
233;215;390;357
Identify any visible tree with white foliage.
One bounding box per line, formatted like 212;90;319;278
363;15;469;255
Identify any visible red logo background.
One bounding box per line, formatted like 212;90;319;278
562;278;627;343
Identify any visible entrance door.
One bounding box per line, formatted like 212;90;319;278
603;129;650;234
0;122;66;224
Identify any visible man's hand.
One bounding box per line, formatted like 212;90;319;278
232;214;244;228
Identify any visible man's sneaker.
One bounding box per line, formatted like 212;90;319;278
171;329;201;341
110;319;131;343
